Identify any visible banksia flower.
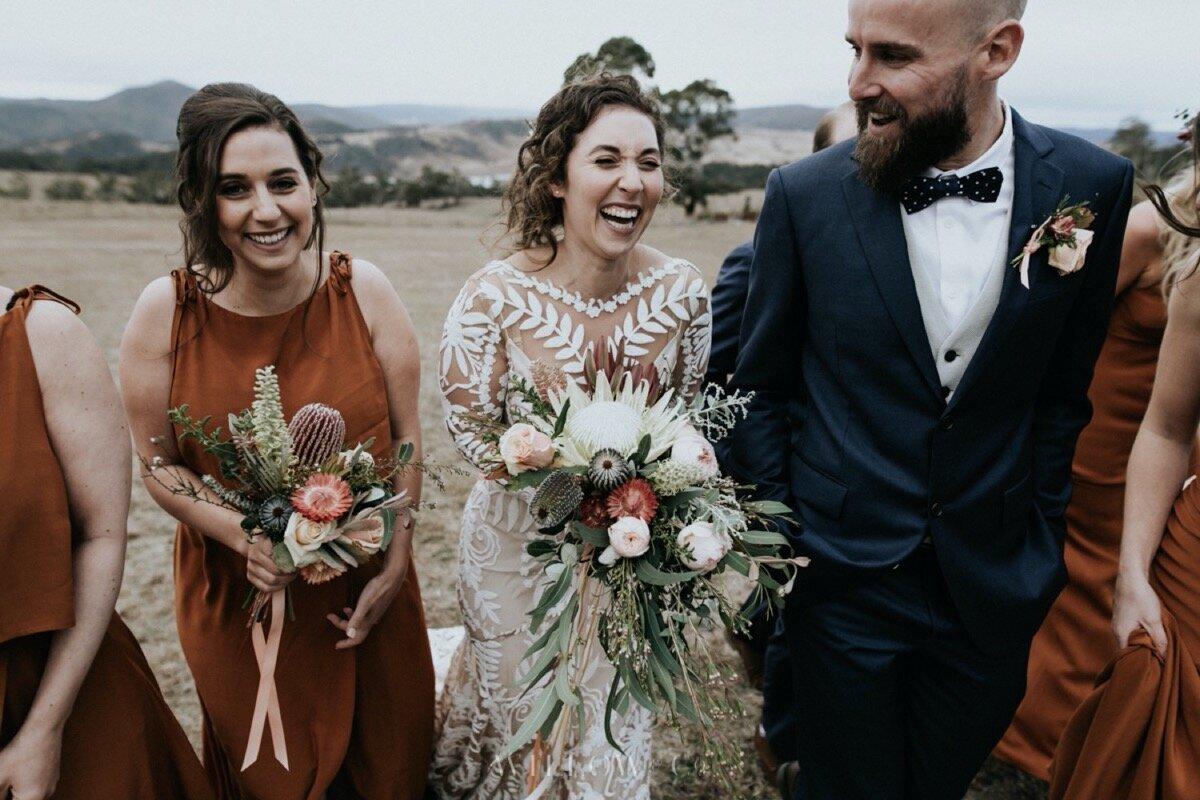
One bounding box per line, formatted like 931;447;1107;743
256;495;294;540
531;358;568;402
587;448;632;491
605;478;658;523
529;470;583;530
288;403;346;467
291;473;353;523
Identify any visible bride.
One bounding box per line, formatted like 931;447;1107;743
430;73;711;799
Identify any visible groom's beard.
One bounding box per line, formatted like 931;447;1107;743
854;71;972;197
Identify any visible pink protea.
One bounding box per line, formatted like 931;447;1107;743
291;473;353;523
288;403;346;467
299;560;344;585
605;478;659;523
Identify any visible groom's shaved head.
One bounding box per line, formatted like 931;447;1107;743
959;0;1028;39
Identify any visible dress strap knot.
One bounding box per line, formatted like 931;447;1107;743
171;269;201;307
328;252;353;294
7;285;81;314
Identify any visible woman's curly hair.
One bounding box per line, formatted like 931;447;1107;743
502;72;666;264
174;82;328;294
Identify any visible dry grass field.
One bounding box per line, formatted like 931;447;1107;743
0;197;1044;799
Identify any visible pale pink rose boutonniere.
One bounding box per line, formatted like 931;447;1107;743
1011;198;1097;289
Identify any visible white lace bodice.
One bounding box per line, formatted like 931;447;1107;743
439;258;712;473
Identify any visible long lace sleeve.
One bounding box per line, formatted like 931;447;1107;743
439;274;509;474
676;263;712;402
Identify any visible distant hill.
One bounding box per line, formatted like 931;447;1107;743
735;104;831;131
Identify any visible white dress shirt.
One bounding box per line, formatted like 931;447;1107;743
901;103;1016;333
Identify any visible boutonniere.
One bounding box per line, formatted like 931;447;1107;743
1011;198;1097;288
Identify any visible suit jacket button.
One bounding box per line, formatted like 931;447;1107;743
939;418;954;431
930;502;944;517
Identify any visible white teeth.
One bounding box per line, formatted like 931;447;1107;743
601;206;639;220
247;228;289;245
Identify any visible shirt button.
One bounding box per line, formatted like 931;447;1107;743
945;350;959;362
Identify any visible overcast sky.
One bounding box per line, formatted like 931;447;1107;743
2;0;1196;128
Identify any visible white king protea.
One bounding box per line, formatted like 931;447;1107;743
546;371;690;467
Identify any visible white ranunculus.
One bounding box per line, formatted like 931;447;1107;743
607;516;651;559
283;512;336;567
1048;228;1094;275
670;431;719;480
676;521;731;573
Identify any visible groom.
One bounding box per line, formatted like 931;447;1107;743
726;1;1134;798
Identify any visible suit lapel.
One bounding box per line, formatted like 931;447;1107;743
948;112;1064;410
842;172;943;398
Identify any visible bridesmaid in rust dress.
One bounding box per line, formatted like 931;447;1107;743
1050;123;1200;799
119;84;434;799
993;193;1171;778
0;285;209;799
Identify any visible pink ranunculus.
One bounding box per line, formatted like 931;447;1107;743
498;423;556;475
677;521;732;573
607;516;651;559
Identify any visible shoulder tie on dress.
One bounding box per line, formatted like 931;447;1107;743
328;251;353;295
7;285;81;314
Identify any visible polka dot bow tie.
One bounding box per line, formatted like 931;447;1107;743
900;167;1004;214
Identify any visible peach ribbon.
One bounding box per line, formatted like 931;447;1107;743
242;589;289;771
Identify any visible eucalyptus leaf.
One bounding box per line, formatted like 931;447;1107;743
634;559;701;586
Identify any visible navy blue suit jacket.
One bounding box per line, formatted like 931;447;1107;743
706;241;754;387
727;111;1135;653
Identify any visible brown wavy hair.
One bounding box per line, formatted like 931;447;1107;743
174;83;328;294
502;72;665;265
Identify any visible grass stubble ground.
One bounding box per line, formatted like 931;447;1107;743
0;197;1045;799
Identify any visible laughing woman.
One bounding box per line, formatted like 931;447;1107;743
0;285;209;799
431;73;711;799
119;84;434;800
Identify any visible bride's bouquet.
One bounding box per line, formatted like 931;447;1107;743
463;348;805;788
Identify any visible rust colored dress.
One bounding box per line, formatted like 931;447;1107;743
169;255;435;800
994;283;1167;780
0;286;210;799
1048;481;1200;799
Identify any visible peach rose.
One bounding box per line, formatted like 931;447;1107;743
283;512;336;567
498;423;556;475
1048;228;1094;275
339;514;385;556
1049;215;1076;237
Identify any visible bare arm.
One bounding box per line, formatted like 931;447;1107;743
0;301;130;799
1113;269;1200;652
118;277;290;593
328;260;422;647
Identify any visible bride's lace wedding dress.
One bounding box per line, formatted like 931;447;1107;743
430;257;711;799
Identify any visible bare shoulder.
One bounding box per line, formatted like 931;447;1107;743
1127;200;1164;244
24;294;99;374
122;275;177;360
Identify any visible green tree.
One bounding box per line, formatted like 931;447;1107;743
1110;117;1187;183
44;177;90;201
564;38;736;215
563;36;655;84
122;170;173;204
0;172;31;200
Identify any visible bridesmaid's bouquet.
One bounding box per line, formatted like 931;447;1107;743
462;348;806;787
151;365;412;615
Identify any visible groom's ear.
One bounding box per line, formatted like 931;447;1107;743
978;19;1024;82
